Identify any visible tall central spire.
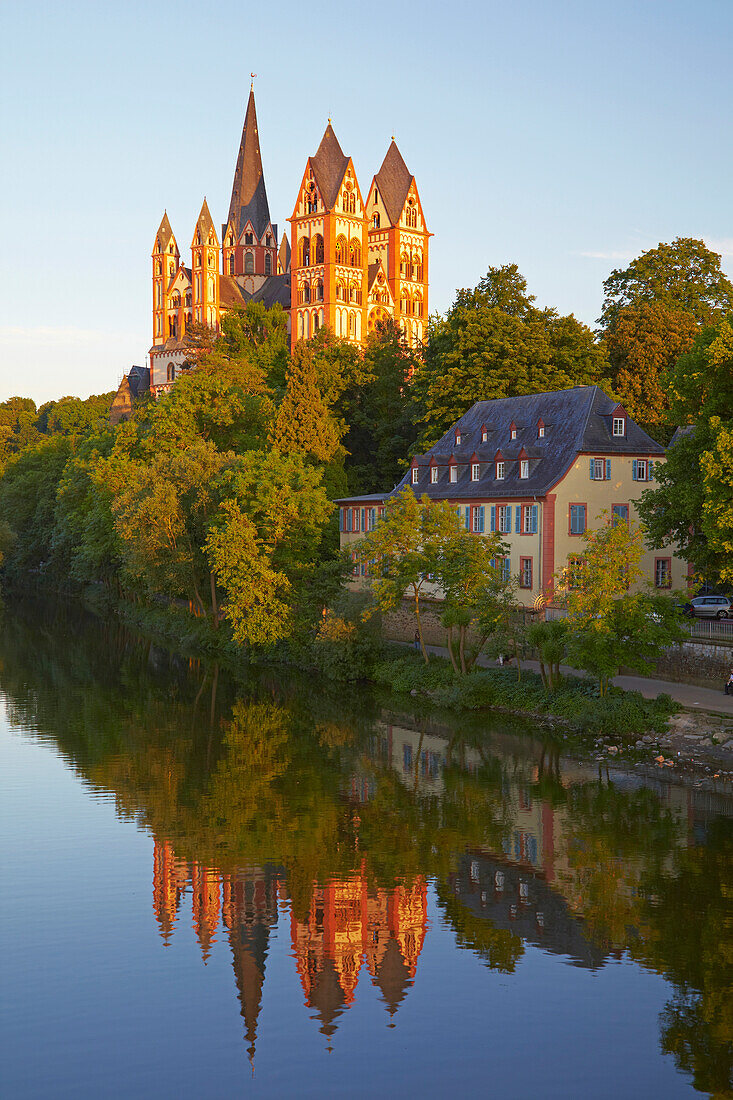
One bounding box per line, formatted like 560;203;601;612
227;87;271;239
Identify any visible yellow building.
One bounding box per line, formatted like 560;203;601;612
338;386;689;604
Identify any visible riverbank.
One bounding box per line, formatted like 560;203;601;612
39;588;733;785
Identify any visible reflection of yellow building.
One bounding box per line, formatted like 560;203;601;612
152;838;189;943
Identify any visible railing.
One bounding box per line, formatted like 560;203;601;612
686;618;733;643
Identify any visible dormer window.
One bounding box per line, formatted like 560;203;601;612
496;461;505;480
481;425;488;443
613;416;625;437
520;459;529;479
455;431;462;446
431;466;438;484
471;463;480;481
411;467;419;484
449;465;458;483
510;423;517;440
537;420;545;438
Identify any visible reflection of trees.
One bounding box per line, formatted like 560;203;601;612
435;883;523;972
3;600;733;1090
635;817;733;1098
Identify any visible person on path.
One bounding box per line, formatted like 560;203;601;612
414;630;420;652
725;668;733;695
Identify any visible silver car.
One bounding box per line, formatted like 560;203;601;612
689;595;732;619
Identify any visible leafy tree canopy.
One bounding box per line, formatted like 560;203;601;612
598;237;733;333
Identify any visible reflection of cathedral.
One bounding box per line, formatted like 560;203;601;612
291;872;427;1038
151;838;427;1057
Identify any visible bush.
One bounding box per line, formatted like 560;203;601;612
311;591;385;682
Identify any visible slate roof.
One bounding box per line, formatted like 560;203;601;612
195;198;217;242
246;274;291;310
154;211;175;251
311;123;349;210
374;140;413;225
338;386;665;503
219;274;248;310
669;424;695;446
127;364;150;397
227;88;272;240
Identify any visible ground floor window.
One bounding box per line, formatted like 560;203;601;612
569;504;586;535
519;557;533;589
655;557;671;588
612;503;629;524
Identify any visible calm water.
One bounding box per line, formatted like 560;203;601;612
1;604;731;1099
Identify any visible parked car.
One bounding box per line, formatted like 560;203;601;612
688;595;732;620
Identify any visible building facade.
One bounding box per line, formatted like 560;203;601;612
337;386;688;606
148;90;430;397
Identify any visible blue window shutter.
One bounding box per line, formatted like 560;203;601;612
361;508;366;532
479;505;485;533
515;505;521;532
648;460;654;481
605;459;611;480
632;459;638;481
464;506;470;530
490;505;496;532
339;508;344;532
347;510;352;532
491;558;496;569
531;505;538;533
590;458;595;480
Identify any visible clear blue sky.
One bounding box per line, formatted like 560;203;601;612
1;0;731;405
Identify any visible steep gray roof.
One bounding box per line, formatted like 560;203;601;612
400;386;664;500
374;140;413;225
246;274;291;310
337;387;665;504
310;123;349;210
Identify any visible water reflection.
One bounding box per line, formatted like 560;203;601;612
1;601;732;1095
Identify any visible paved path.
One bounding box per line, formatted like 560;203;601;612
414;643;733;717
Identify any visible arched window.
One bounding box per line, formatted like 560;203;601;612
155;285;161;307
196;230;201;245
347;312;353;336
349;239;361;268
313;311;320;332
401;294;409;314
335;235;347;264
264;253;271;275
299;236;310;267
185;292;191;307
372;213;380;229
244;252;254;274
400;251;409;278
167;362;175;382
185;312;192;326
156;261;162;275
316;279;324;301
229;254;235;275
414;295;423;317
300;283;310;304
168;317;176;337
208;277;215;299
313;234;324;264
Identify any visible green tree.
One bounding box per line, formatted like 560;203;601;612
637;319;733;585
412;266;609;449
598;237;733;333
354;488;459;664
527;618;568;691
434;526;511;674
0;397;39;467
341;319;419;494
603;302;698;439
562;512;684;694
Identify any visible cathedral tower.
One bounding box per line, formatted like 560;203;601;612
151;213;179;348
223;86;278;294
289;123;368;348
191;199;220;330
367;141;431;346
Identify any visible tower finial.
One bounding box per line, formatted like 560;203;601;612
250;71;257;90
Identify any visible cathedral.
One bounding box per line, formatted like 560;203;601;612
148;86;430;396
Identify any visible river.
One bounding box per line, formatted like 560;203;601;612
1;601;731;1098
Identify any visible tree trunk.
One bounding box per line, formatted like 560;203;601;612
209;570;219;629
446;625;460;674
459;624;467;675
413;587;429;665
538;658;549;691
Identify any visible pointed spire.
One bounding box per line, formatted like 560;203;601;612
228;87;271;240
375;139;414;225
311;123;349;210
278;232;291;275
154;211;175;253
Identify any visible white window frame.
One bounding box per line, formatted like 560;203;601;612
497;505;511;534
496;461;505;480
411;467;419;484
636;459;647;481
538;425;545;438
593;457;605;480
431;466;438;483
520;459;529;479
510;428;517;440
613;417;625;437
471;463;480;481
522;506;533;534
449;465;458;483
455;432;462;446
481;429;488;443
